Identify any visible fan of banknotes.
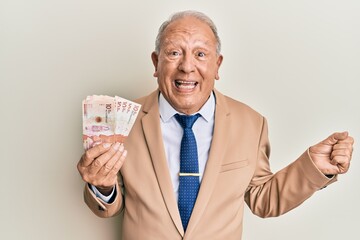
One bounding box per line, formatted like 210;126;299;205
82;95;141;150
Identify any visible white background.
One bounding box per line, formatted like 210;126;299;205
1;0;359;239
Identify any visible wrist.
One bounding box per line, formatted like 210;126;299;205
96;186;114;196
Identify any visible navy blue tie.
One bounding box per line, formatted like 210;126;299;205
175;113;201;231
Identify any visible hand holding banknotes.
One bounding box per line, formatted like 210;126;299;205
78;95;141;195
78;142;127;195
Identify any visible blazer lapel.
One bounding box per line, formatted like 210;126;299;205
184;90;231;237
141;90;184;236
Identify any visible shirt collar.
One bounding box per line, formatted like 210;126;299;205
159;91;216;123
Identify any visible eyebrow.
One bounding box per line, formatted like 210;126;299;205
162;38;213;49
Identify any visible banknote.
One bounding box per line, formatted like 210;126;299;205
82;95;141;150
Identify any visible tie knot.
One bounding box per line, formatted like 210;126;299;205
175;113;201;129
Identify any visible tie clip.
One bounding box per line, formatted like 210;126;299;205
179;173;201;177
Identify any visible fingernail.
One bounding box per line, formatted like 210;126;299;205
113;142;121;150
103;143;111;148
119;144;124;152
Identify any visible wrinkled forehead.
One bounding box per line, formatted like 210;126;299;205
161;16;217;49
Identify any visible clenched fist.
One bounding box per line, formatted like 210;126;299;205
310;132;354;175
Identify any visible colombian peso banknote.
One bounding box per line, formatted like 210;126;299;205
82;95;141;150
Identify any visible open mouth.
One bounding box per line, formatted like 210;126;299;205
174;80;198;89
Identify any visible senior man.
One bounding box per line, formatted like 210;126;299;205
77;10;354;240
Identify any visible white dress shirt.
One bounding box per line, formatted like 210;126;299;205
93;92;216;202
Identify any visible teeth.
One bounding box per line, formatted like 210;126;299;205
179;84;195;89
175;80;197;89
176;80;195;84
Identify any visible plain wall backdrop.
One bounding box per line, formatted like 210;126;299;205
1;0;359;239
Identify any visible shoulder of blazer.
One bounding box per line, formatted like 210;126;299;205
213;88;264;121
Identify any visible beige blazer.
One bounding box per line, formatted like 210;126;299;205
84;89;336;240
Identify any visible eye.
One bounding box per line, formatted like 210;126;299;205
197;52;206;58
169;51;180;56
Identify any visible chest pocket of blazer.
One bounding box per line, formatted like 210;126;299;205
220;159;249;173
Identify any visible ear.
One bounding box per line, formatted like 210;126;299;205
215;54;223;80
151;52;159;77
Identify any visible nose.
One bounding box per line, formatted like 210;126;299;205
178;54;195;73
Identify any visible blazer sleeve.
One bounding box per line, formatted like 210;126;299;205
244;117;337;218
83;175;124;218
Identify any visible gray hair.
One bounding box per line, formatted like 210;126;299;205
155;10;221;55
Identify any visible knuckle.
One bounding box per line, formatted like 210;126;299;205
111;164;121;173
104;163;113;171
333;145;341;150
112;165;120;171
92;179;102;187
82;175;90;183
101;150;114;161
93;158;102;168
85;151;92;160
345;149;351;156
341;165;349;174
77;164;88;175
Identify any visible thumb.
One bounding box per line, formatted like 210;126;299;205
323;131;348;145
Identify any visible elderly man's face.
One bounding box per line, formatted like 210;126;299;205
151;16;223;114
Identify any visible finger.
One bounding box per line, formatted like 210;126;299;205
338;162;351;174
333;160;350;174
332;142;353;150
98;144;125;176
88;142;122;174
100;150;127;188
105;150;127;181
332;131;349;141
331;149;352;160
333;141;354;157
329;149;351;174
81;143;112;167
322;132;348;145
337;136;355;145
332;142;353;152
330;150;351;163
319;164;340;175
